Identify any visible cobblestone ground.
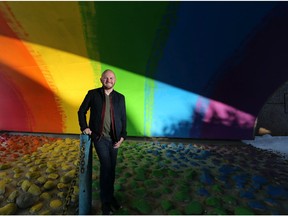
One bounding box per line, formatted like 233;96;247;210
0;133;288;215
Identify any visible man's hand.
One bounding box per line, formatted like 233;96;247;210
83;128;92;135
114;137;124;149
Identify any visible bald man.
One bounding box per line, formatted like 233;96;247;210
78;69;127;214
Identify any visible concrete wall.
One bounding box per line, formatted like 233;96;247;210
256;81;288;136
1;2;288;139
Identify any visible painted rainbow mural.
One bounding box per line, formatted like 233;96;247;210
1;1;288;139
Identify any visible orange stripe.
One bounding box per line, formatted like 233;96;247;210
0;11;64;133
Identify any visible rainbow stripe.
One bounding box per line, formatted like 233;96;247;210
0;2;287;139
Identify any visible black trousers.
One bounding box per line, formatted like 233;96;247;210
94;137;118;204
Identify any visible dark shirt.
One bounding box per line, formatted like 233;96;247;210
103;93;112;139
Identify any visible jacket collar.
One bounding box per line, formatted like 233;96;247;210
100;86;114;96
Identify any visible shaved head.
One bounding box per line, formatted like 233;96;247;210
100;69;116;92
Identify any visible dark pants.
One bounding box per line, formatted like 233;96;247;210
93;137;118;205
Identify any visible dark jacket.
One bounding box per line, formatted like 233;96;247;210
78;87;127;142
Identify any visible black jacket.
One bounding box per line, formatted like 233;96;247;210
78;87;127;142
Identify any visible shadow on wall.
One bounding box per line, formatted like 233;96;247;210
161;99;255;140
0;63;64;132
0;3;63;132
0;62;138;134
0;69;30;131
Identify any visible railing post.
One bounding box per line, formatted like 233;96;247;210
79;134;92;215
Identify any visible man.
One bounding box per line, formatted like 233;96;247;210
78;69;127;215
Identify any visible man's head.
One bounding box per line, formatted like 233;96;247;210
100;69;116;90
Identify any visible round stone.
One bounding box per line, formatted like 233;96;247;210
61;165;71;171
60;170;76;183
39;209;51;215
134;168;146;181
132;199;152;214
50;199;63;209
12;167;22;174
40;192;51;200
48;173;59;180
13;173;21;179
174;190;189;202
7;190;19;203
45;167;56;173
57;183;68;191
16;192;37;209
37;176;46;185
47;162;57;169
57;192;66;199
0;163;11;170
161;200;173;211
29;202;43;214
34;159;42;165
29;167;38;172
25;171;41;179
43;180;55;190
73;186;79;195
28;184;41;196
21;180;32;192
185;201;203;215
234;207;254;215
38;164;46;169
205;197;222;208
0;203;17;215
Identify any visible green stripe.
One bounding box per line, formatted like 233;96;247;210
79;2;174;136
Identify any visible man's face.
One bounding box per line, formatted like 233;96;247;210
100;71;116;90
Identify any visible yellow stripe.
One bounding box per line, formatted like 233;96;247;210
6;2;100;133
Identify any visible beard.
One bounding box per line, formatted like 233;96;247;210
103;82;115;89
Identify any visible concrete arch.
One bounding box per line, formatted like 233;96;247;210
255;81;288;136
